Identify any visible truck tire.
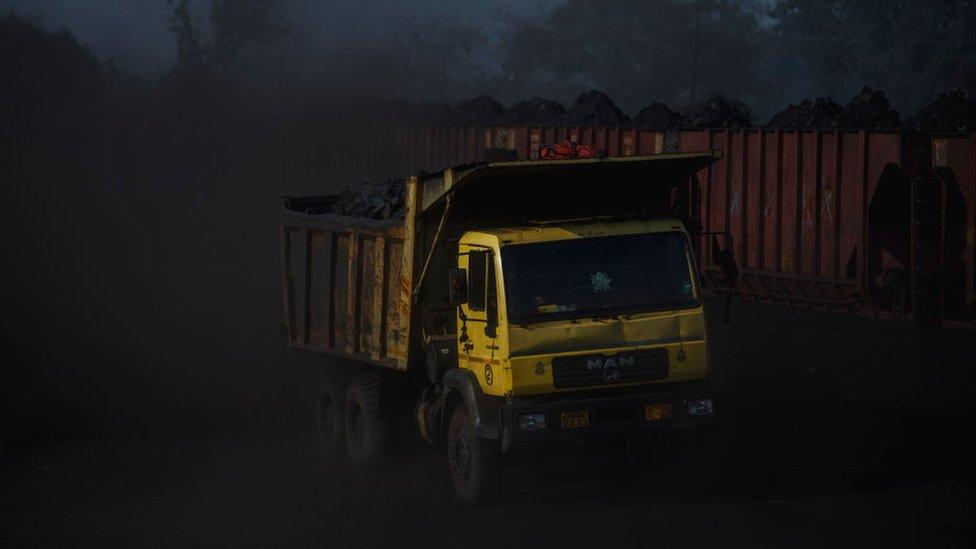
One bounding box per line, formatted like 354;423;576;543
316;375;346;454
344;375;392;462
447;404;501;503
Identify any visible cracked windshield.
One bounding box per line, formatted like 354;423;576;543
502;232;698;324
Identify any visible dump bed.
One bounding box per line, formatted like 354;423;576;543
279;194;416;370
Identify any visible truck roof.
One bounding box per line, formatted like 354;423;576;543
467;218;690;247
417;150;722;218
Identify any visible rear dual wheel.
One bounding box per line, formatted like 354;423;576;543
316;375;346;453
316;373;393;462
343;375;392;462
320;372;502;502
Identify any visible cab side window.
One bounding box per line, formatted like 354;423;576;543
467;251;487;311
486;257;497;312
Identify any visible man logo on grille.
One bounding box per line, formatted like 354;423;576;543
586;355;635;370
604;369;620;382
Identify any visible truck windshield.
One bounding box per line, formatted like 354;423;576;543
501;232;698;324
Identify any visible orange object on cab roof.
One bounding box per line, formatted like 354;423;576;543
538;138;605;160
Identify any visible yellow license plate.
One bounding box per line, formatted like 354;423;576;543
644;403;672;421
560;410;589;429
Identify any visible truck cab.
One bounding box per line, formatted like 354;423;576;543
455;219;708;399
440;216;716;444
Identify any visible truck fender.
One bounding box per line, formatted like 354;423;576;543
441;368;501;440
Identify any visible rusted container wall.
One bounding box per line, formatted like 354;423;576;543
678;130;713;257
279;215;411;370
744;131;763;273
557;127;900;304
680;130;901;303
373;123;974;314
780;133;799;276
838;131;864;285
638;130;656;155
760;132;780;273
729;131;748;270
939;135;976;309
799;132;818;277
710;131;731;264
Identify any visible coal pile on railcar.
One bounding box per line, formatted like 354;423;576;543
405;102;454;124
906;89;976;132
764;88;901;130
329;179;406;220
631;102;687;129
451;95;508;125
841;87;901;130
506;97;566;124
766;97;846;129
564;90;630;125
686;96;753;128
373;99;453;125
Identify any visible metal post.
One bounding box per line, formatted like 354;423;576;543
691;2;702;102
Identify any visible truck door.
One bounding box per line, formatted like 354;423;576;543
458;246;506;395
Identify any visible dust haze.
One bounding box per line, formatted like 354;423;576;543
1;1;975;547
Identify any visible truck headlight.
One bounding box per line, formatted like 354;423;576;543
517;413;547;432
686;398;714;417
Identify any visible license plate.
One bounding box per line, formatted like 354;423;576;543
644;403;672;421
560;410;589;429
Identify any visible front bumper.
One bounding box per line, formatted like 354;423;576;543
499;381;717;452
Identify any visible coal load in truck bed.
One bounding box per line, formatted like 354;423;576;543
329;179;406;220
766;97;845;129
906;89;976;132
565;90;630;126
632;102;687;129
841;87;901;130
686;96;753;128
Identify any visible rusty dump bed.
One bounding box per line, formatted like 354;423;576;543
279;203;414;370
279;152;721;371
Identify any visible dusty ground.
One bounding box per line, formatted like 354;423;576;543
2;302;975;548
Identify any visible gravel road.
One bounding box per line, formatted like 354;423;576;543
3;302;974;548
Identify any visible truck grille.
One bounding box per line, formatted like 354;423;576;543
551;349;669;389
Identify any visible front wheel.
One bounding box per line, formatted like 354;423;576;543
447;405;501;503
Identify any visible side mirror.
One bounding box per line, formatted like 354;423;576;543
711;235;738;280
710;235;725;264
449;268;467;305
710;234;737;324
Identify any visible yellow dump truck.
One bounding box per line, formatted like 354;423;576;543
279;152;726;502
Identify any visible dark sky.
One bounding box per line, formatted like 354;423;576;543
1;0;557;77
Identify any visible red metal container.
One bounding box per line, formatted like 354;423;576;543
350;124;976;324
